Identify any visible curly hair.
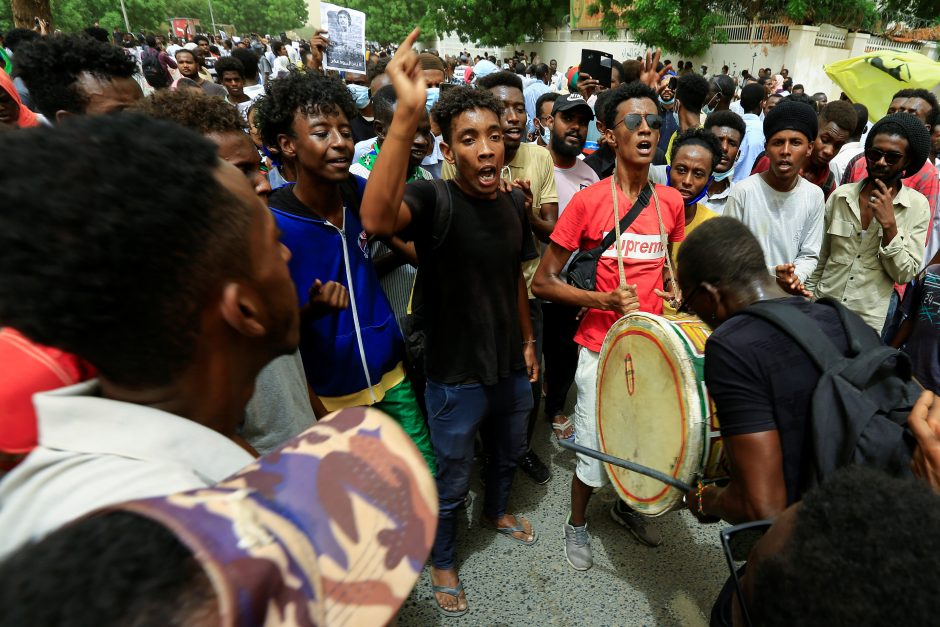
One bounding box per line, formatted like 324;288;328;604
675;73;710;113
431;85;502;144
750;466;940;627
254;70;357;149
0;114;252;386
476;70;523;93
703;109;746;140
818;100;857;135
136;89;246;134
230;48;259;80
214;56;245;79
603;82;657;129
893;87;940;126
670;127;723;172
0;512;215;627
14;34;139;118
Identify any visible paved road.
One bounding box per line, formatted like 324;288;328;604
398;419;731;626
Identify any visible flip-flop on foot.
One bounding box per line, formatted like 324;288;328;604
430;577;469;617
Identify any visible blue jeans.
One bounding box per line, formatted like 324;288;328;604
426;370;533;569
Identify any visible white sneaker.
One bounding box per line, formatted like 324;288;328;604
563;521;593;571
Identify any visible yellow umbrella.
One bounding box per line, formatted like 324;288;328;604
825;50;940;122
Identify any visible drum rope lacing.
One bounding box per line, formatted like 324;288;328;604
610;177;680;308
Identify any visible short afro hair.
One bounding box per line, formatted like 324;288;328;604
192;34;210;45
893;87;940;126
740;83;767;112
851;103;869;137
214;56;246;79
0;512;216;626
371;84;398;125
676;217;768;290
3;28;39;53
476;70;523;93
670;127;723;173
818;100;857;135
136;89;246;134
704;109;746;140
431;85;502;144
603;82;658;129
14;34;139;118
676;73;710;113
367;57;390;83
174;48;200;66
751;466;940;627
0;114;252;386
535;91;559;118
255;70;358;149
593;88;617;130
784;92;820;113
230;48;260;81
83;26;110;43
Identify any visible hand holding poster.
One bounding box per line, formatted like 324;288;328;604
320;3;367;74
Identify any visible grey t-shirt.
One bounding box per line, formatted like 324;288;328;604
242;351;316;455
724;174;824;282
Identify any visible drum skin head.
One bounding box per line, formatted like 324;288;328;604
596;313;709;516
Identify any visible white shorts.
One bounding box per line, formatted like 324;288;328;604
572;347;608;488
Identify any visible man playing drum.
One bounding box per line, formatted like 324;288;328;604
533;80;685;570
675;217;882;626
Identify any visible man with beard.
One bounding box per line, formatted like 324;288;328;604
806;113;931;331
174;48;226;97
540;93;599;442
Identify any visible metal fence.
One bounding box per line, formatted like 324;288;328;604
865;35;924;53
815;24;847;49
714;11;791;44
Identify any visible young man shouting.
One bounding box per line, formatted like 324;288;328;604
360;30;540;616
533;82;686;569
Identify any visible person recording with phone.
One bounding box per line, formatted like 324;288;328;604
805;112;932;332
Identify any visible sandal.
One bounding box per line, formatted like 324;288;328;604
430;577;469;617
551;415;575;442
483;515;538;546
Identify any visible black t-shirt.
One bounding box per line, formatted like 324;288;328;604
401;180;539;385
351;115;376;144
704;297;870;504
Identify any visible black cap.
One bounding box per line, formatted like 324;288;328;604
552;93;595;120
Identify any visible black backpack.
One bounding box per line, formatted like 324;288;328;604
141;48;168;89
742;297;920;490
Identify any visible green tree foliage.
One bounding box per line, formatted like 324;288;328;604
4;0;306;35
433;0;568;47
344;0;437;44
588;0;879;57
588;0;725;56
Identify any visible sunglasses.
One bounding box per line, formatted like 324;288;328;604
720;519;774;627
865;147;905;166
613;113;663;131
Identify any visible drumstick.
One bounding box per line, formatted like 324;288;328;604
558;439;694;493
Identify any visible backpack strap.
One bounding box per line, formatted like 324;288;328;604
739;300;843;372
815;297;878;358
429;179;453;250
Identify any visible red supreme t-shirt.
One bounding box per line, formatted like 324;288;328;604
551;180;685;352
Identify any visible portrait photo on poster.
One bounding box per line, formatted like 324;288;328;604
320;3;367;74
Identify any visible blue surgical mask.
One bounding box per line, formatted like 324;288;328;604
347;83;370;110
702;104;715;116
713;165;735;182
659;95;675;107
540;124;551;144
425;87;440;112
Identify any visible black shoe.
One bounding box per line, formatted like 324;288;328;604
519;449;550;484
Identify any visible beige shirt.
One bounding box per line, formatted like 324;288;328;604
441;143;558;296
0;381;254;558
806;182;930;330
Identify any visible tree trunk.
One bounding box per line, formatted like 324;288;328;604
11;0;53;30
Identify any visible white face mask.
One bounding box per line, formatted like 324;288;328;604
347;83;370;110
539;124;551;144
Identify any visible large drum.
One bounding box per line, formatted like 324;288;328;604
596;312;727;516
